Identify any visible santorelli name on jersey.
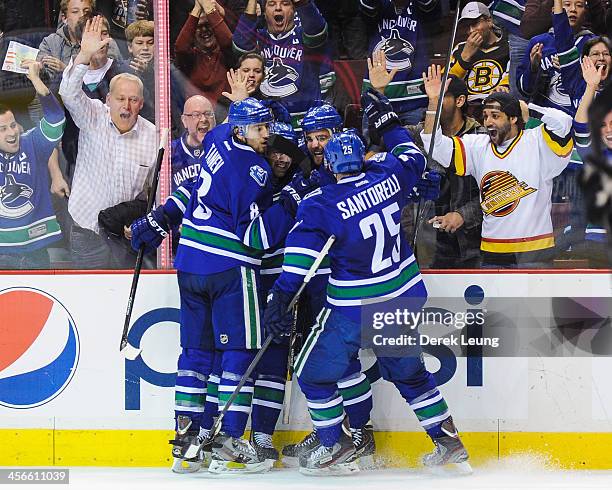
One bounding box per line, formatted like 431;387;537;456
336;174;401;220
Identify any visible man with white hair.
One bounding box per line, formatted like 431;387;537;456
60;15;157;268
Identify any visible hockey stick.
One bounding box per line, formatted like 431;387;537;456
120;129;169;360
411;4;462;250
282;301;300;425
183;234;337;460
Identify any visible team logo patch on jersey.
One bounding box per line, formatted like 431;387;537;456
480;170;536;217
219;334;229;345
467;59;504;94
374;29;414;71
261;57;300;98
249;165;268;187
0;174;34;219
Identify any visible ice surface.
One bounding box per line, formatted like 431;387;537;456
5;457;612;490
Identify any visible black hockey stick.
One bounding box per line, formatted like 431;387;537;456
282;301;300;425
183;234;337;460
120;130;169;360
411;4;462;250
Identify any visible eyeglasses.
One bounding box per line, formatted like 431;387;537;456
589;51;611;59
183;111;214;119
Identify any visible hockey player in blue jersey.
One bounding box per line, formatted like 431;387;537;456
0;60;65;269
131;97;312;474
279;102;377;467
263;89;469;475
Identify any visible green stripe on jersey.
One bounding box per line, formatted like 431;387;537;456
40;117;65;142
0;217;61;246
327;261;420;300
362;79;427;102
181;226;263;259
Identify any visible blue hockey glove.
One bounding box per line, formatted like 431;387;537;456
262;100;291;124
409;171;441;203
278;174;320;218
361;88;400;135
263;286;294;343
130;206;169;253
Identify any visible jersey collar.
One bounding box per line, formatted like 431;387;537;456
491;130;523;159
338;173;366;184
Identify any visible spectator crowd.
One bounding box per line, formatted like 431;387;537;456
0;0;610;270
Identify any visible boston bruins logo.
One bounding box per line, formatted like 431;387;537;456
373;29;414;71
480;170;536;217
467;59;504;94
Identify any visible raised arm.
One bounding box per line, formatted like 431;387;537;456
59;16;111;130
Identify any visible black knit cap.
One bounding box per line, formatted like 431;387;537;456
446;76;469;99
483;92;522;120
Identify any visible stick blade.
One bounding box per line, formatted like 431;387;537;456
120;341;142;360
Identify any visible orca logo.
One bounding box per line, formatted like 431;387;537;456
0;174;34;219
261;57;299;98
374;29;414;71
249;165;268;187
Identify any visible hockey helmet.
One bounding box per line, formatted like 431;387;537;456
270;121;297;144
324;129;365;174
228;97;273;134
302;103;342;134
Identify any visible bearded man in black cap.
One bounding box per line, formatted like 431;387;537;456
420;64;574;268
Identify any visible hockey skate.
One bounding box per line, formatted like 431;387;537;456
169;416;210;473
281;430;320;467
346;423;376;469
208;432;273;474
298;429;358;476
422;417;472;475
250;431;279;463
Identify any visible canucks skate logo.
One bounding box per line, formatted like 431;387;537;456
374;29;414;71
261;57;299;98
249;165;268;187
480;170;536;217
0;174;34;219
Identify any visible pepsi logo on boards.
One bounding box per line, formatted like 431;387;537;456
0;288;80;409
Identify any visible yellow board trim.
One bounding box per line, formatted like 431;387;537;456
1;429;612;469
481;236;555;253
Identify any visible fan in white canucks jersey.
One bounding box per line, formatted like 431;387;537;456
131;97;313;474
0;60;65;269
263;90;469;475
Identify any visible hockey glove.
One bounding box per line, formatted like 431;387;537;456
262;100;291;124
278;174;320;218
361;88;400;135
263;286;294;343
409;171;441;203
130;206;170;253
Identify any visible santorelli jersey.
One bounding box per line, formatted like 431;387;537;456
0;94;65;253
174;124;277;275
274;127;427;321
421;104;573;256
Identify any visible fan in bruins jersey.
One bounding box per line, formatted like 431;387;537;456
448;2;510;105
